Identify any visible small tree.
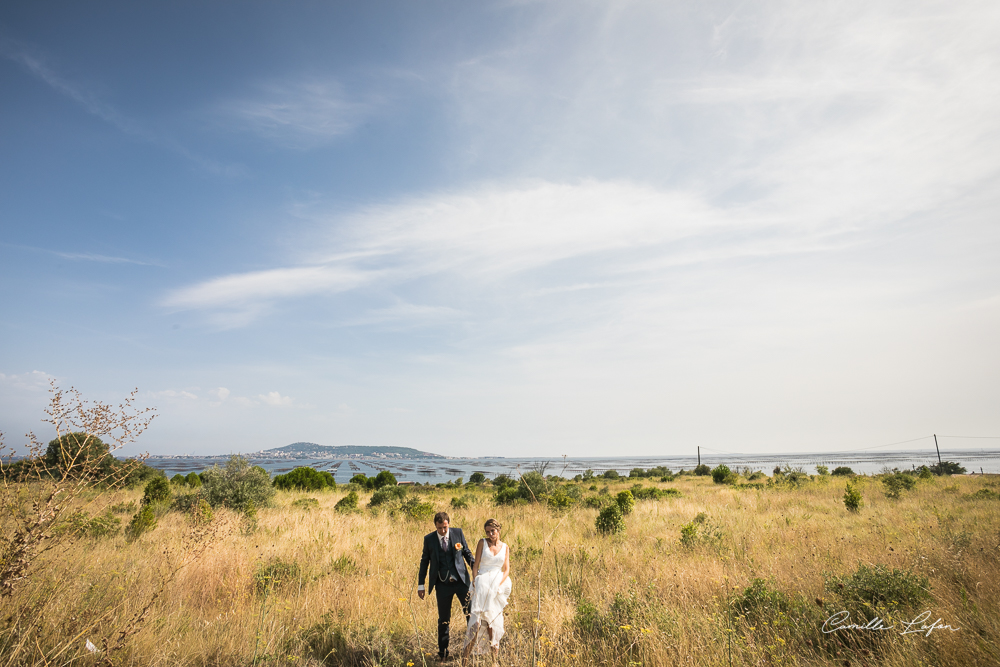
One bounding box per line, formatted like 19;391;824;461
816;465;829;476
832;466;854;476
711;465;733;485
186;471;202;487
615;489;635;516
469;471;487;485
273;466;336;491
373;470;397;489
201;455;275;511
929;461;966;475
595;504;625;534
844;482;863;512
142;476;171;505
694;464;711;476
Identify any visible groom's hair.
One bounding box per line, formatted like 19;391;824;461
434;511;450;525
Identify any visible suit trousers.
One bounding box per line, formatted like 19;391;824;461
434;579;470;656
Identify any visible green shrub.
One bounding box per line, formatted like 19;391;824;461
171;473;187;486
142;476;172;505
583;496;604;509
547;488;575;511
731;578;790;620
601;469;620;480
711;465;732;484
968;488;999;501
368;485;407;508
468;471;486;484
595;504;625;534
631;486;682;500
201;455;275;511
334;491;359;513
349;473;376;490
882;473;916;499
254;558;301;593
492;474;517;489
273;466;336;491
519;471;548;501
291;497;320;510
615;490;635;516
832;466;854;476
109;500;137;515
60;510;121;539
125;504;157;542
450;495;470;509
825;564;930;611
494;486;527;506
930;461;966;475
816;465;829;476
745;471;766;481
844;481;863;512
186;471;202;487
392;497;434;520
373;471;397;489
917;465;933;479
679;513;722;548
694;464;711;476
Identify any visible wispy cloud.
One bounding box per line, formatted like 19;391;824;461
219;78;371;149
6;48;243;176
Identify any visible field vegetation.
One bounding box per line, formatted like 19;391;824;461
1;393;997;666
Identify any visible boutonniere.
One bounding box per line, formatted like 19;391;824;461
455;543;463;550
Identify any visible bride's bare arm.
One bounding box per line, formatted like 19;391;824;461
471;539;484;581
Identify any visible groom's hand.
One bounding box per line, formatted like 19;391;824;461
418;590;425;600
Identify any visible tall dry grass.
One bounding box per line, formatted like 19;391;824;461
1;472;998;666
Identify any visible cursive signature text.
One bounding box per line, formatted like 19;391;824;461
822;610;960;637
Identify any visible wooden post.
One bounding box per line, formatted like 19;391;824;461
698;446;701;467
934;434;942;465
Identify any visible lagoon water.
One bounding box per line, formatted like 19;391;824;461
145;448;1000;483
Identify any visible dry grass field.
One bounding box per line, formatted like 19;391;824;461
2;470;999;667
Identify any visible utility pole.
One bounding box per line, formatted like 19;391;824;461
697;446;701;467
934;434;942;465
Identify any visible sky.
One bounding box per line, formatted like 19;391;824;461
1;1;999;458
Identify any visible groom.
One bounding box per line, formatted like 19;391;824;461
418;511;475;662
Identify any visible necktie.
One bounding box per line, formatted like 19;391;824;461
441;534;448;550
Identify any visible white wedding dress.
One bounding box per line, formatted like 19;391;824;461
464;541;513;654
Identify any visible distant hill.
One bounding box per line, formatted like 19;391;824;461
260;442;443;459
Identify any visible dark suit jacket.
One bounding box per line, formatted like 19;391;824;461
419;527;475;594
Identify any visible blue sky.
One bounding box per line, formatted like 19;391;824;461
2;1;998;457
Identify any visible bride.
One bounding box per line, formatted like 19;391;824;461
462;518;512;665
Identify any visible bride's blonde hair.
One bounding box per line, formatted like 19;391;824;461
484;518;501;533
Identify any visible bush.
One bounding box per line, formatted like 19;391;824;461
44;432;117;479
583;496;604;509
186;471;202;487
917;465;933;479
392;497;434;520
816;465;829;476
334;491;359;513
450;495;470;509
201;455;275;511
468;471;487;485
731;578;790;620
254;558;301;593
142;476;172;505
832;466;854;476
595;504;625;534
349;473;376;490
493;486;525;506
825;564;930;611
291;497;320;510
547;488;575;511
615;490;635;516
601;469;620;480
711;464;739;485
882;473;916;499
171;473;187;486
125;504;157;542
492;474;517;489
967;488;999;501
694;464;711;476
679;512;722;548
844;481;863;512
373;470;397;489
368;485;407;508
60;510;121;539
930;461;966;475
109;500;137;515
273;466;336;491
